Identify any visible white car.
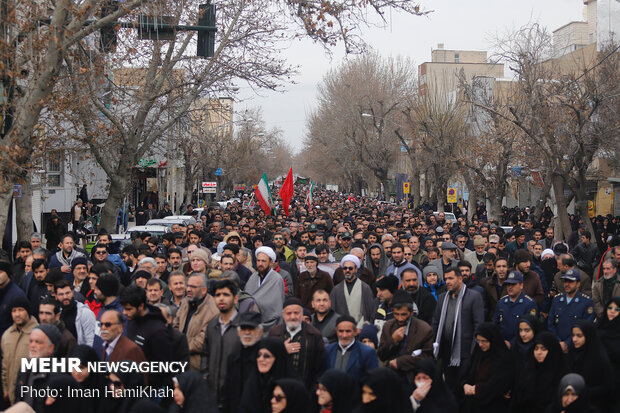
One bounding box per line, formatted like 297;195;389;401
163;215;195;224
217;198;241;208
125;225;170;237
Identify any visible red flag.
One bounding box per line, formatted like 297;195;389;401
279;167;294;217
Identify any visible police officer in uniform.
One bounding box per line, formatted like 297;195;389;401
548;268;594;351
493;270;538;341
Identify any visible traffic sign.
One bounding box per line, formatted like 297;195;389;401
202;181;217;194
587;200;594;218
403;182;410;194
447;188;457;203
215;168;222;176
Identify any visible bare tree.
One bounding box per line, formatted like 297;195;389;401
481;24;620;242
305;51;417;197
0;0;429;237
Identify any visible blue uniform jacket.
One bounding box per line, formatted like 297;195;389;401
548;291;594;346
493;292;538;341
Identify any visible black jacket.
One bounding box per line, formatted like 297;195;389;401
125;304;173;387
407;285;437;325
221;343;259;413
267;322;325;389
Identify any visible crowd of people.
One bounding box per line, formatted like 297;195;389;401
0;188;619;413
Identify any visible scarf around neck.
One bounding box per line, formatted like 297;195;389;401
434;285;467;366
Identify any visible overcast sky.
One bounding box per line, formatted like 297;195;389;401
236;0;585;152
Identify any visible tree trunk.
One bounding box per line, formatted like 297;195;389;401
411;171;421;208
573;179;597;248
488;193;502;223
15;174;34;241
0;191;13;246
100;173;129;232
551;174;573;242
533;178;552;223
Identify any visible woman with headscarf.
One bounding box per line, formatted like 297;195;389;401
269;378;310;413
316;369;360;413
462;322;513;413
511;331;566;412
69;345;107;411
544;373;600;413
170;370;217;413
510;315;541;364
98;365;147;413
354;367;412;413
239;337;300;413
409;358;457;413
567;320;614;412
596;296;620;377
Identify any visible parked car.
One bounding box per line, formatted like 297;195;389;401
146;218;191;228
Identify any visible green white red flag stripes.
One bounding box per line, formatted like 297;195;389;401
279;167;294;217
254;173;273;215
306;181;314;209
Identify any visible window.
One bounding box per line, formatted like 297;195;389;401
454;53;460;63
46;152;63;187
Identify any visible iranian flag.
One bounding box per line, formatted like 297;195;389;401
306;181;314;209
254;173;273;215
279;167;294;217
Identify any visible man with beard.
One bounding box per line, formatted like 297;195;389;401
49;234;85;275
268;297;325;389
93;273;123;322
365;244;389;280
2;297;38;404
70;256;91;297
427;241;459;282
14;324;61;411
401;268;436;324
38;297;76;357
244;246;285;330
167;248;183;272
330;255;375;329
24;259;51;316
512;249;545;308
377;290;434;381
222;311;263;413
55;279;96;346
311;290;340;344
386;242;421;282
431;267;484;394
119;285;173;388
173;272;218;370
202;280;240;408
273;231;295;263
409;235;429;268
295;252;333;309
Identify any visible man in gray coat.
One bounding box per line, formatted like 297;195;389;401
427;241;459;282
431;266;484;394
330;255;375;329
202;279;241;408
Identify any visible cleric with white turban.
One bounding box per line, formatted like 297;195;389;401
340;254;361;269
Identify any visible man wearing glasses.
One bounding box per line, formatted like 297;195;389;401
94;310;146;363
329;255;375;329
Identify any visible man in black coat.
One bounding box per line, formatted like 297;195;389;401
431;267;484;394
401;267;436;324
268;297;325;389
222;312;263;413
120;285;173;388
